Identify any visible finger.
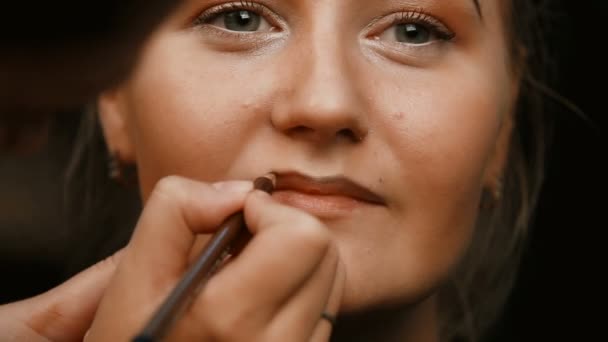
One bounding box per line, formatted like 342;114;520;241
5;249;123;342
309;258;345;342
182;191;331;340
86;177;252;341
126;177;252;283
265;240;342;342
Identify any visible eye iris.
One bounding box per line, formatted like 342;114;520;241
224;10;261;31
396;23;431;44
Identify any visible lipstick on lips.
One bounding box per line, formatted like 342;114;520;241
272;171;385;219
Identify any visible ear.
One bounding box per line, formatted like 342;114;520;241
482;72;519;193
483;112;514;193
482;58;525;191
98;90;136;163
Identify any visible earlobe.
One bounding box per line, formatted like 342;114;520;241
97;91;136;163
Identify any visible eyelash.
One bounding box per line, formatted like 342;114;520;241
193;1;274;27
192;2;455;44
386;9;456;42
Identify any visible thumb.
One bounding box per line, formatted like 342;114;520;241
3;249;123;341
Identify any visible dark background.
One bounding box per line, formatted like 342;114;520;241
1;1;606;341
490;1;607;340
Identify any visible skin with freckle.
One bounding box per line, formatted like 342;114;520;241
97;0;524;340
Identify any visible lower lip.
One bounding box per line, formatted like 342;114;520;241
272;190;376;219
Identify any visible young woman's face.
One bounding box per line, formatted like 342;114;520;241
101;0;516;314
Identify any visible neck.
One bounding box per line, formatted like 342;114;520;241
331;295;439;342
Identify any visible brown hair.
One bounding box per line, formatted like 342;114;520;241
438;0;555;340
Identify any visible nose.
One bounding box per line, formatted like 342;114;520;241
270;30;368;145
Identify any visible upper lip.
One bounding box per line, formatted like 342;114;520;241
272;171;385;205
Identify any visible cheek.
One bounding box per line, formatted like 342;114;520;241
375;62;508;207
361;62;511;295
121;35;278;198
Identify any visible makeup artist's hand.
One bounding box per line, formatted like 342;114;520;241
0;250;123;341
86;176;344;341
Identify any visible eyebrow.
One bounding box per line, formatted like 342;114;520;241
472;0;482;18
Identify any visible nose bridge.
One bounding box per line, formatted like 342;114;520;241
272;9;367;143
299;16;353;108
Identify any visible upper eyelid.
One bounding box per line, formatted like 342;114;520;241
365;9;455;39
393;14;455;40
193;1;281;27
394;12;442;28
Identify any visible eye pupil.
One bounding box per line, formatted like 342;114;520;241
224;10;261;31
396;23;431;44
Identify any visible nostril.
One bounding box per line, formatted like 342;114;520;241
284;126;364;143
337;128;362;142
289;126;314;136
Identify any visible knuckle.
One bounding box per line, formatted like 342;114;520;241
152;175;186;198
194;279;266;341
290;215;332;256
195;284;244;340
148;175;196;211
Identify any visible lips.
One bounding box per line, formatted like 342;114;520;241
271;171;385;219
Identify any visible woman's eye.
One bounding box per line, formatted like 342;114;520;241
394;23;432;44
200;8;273;32
376;13;455;46
380;23;443;45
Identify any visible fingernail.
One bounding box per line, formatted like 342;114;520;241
251;189;271;199
212;181;253;194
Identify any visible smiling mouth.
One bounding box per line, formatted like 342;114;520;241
270;171;385;219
